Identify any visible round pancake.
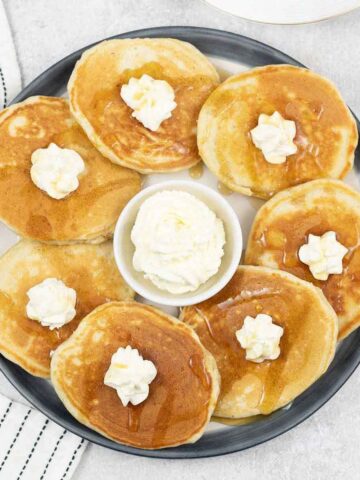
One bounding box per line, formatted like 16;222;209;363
197;65;358;199
245;179;360;340
51;302;220;450
68;38;220;173
181;266;337;418
0;96;141;243
0;240;134;378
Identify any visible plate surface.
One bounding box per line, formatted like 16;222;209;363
1;26;360;459
204;0;360;25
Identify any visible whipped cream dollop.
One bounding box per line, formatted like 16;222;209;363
104;346;157;407
30;143;85;200
131;190;226;294
26;278;77;329
120;74;177;131
250;111;297;164
235;313;284;363
298;231;348;281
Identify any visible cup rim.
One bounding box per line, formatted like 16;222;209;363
113;180;243;307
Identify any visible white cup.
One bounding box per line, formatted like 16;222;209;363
113;180;242;307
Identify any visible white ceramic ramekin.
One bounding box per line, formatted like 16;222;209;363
113;180;242;307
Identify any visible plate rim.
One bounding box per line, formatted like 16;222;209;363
2;25;360;459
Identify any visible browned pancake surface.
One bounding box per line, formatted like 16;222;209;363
0;240;133;377
181;266;337;418
198;65;358;198
0;96;141;243
69;38;220;173
51;302;219;449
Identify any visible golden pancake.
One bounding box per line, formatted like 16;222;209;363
181;266;337;418
0;96;141;243
245;179;360;340
68;38;220;173
51;302;220;449
0;240;133;377
197;65;358;199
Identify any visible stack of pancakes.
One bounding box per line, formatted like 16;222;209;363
0;37;359;450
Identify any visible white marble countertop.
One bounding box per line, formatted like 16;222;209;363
2;1;360;478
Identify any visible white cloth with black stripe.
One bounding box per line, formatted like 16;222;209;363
0;0;21;108
0;3;87;479
0;393;86;480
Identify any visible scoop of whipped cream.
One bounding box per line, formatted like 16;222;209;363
298;231;348;281
235;313;284;363
120;74;177;131
30;143;85;199
104;346;157;407
250;111;297;164
26;278;77;329
131;190;226;294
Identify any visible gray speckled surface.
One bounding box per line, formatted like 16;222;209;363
1;1;360;479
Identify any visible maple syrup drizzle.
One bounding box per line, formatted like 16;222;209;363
195;307;217;342
127;403;146;433
212;415;261;426
217;182;233;196
127;407;140;433
123;339;213;445
189;354;211;390
189;163;204;179
151;389;177;446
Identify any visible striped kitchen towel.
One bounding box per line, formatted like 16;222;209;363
0;0;21;108
0;393;86;480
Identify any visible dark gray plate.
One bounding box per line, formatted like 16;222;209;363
1;26;359;459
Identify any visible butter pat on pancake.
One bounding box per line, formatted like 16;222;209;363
181;266;337;418
245;179;360;339
197;65;358;198
68;38;220;173
51;302;220;449
0;240;134;377
0;96;141;243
